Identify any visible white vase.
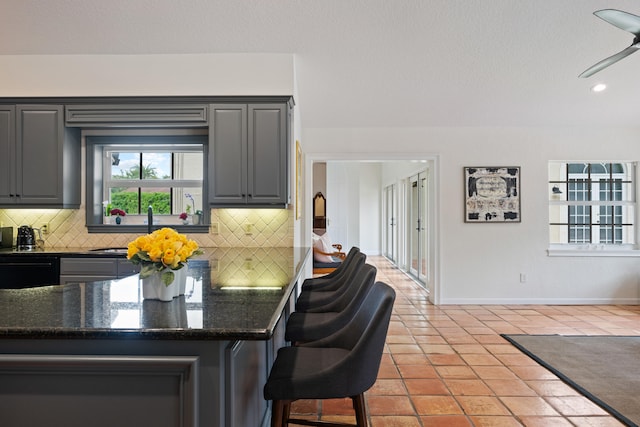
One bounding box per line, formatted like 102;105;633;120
141;267;188;301
141;298;188;328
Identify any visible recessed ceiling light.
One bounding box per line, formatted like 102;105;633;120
591;83;607;92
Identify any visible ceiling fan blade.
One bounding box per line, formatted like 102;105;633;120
595;9;640;35
579;45;640;78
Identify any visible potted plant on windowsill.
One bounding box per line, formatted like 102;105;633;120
185;193;202;224
110;208;126;225
179;212;189;225
193;210;203;225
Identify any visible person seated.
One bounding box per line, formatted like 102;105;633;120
312;232;345;274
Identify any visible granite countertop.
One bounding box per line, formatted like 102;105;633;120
0;247;310;341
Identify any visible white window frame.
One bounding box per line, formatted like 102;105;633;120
548;161;640;257
102;145;203;217
84;128;208;232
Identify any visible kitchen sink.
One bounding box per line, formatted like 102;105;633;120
89;247;128;254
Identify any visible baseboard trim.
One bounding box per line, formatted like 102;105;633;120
439;297;640;305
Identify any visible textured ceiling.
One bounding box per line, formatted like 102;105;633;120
1;0;640;128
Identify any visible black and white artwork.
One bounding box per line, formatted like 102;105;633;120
464;167;520;223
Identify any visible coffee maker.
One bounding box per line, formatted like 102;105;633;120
16;225;36;251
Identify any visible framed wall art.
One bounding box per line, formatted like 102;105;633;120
464;166;520;223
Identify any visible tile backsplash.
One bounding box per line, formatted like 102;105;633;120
0;207;293;248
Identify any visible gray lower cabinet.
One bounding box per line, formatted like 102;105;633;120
0;104;80;207
0;353;199;427
0;338;278;427
226;340;269;427
209;103;289;207
59;257;140;284
117;258;141;277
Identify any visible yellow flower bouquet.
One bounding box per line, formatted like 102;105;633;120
127;227;202;286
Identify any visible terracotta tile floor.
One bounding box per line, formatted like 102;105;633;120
288;256;640;426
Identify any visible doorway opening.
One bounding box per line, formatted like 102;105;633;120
309;157;439;304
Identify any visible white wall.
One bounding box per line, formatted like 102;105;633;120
304;126;640;304
312;163;327;200
324;162;381;255
358;163;382;255
0;54;294;96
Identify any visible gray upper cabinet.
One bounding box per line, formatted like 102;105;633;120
0;106;15;205
209;103;289;207
65;104;208;127
0;105;80;207
209;104;247;205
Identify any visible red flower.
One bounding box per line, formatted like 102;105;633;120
110;208;126;216
179;212;188;220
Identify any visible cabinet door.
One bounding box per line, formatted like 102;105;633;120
0;106;15;204
16;105;64;204
209;104;247;205
247;104;288;205
60;258;119;277
225;340;268;427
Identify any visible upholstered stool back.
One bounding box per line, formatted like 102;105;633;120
264;281;396;426
303;247;364;292
285;264;377;343
295;257;371;312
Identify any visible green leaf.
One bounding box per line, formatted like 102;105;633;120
161;271;175;286
138;264;156;279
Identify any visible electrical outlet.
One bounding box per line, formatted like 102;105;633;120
211;222;219;234
41;223;50;234
519;273;527;283
243;223;253;234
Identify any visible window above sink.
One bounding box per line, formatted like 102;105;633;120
85;129;209;233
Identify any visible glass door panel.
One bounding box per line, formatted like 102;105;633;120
383;184;397;262
408;171;428;286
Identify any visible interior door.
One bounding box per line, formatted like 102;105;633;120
325;163;350;248
383;184;397;262
408;171;428;286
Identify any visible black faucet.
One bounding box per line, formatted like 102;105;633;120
147;205;153;234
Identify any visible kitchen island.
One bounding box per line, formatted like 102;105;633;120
0;247;310;427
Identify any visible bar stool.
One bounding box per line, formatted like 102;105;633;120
285;264;377;343
303;247;364;292
295;261;373;313
264;281;396;427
